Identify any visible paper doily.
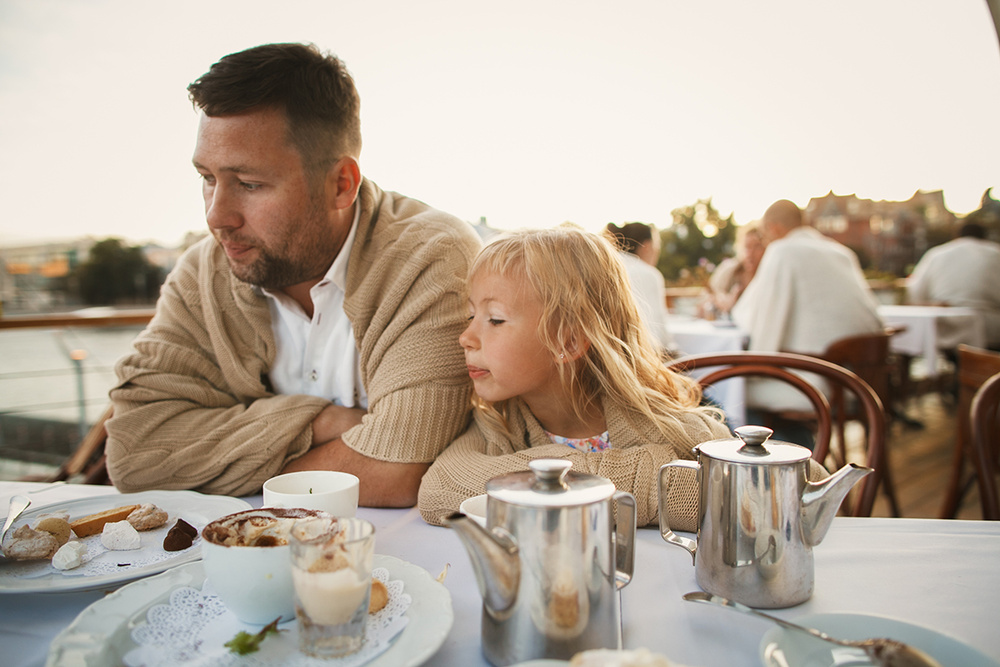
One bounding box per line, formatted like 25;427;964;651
1;521;198;580
123;567;411;667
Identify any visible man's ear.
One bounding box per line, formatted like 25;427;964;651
325;157;361;211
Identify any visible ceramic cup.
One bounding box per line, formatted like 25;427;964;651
201;507;329;625
263;471;360;517
459;494;488;527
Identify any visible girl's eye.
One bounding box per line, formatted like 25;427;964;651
488;318;505;326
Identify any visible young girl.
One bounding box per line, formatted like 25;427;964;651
417;225;733;530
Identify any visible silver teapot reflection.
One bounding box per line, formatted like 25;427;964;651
445;459;636;666
659;425;871;608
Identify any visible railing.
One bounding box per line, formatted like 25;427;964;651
0;308;156;330
0;309;154;479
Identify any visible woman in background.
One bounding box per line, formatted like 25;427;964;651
605;222;677;357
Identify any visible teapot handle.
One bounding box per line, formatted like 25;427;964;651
658;460;699;564
612;490;636;590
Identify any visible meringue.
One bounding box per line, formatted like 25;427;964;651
52;541;88;570
101;520;141;550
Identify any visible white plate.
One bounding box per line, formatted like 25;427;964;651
0;490;250;593
47;553;453;667
760;612;1000;667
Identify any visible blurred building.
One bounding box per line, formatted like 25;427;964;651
804;190;957;275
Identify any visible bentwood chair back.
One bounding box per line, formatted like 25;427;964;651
666;351;887;518
940;345;1000;518
971;371;1000;520
48;404;113;485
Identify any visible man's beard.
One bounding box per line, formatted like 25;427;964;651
230;246;317;290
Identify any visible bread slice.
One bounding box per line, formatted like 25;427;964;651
70;504;141;537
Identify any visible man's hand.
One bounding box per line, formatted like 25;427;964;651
281;438;429;508
311;404;367;445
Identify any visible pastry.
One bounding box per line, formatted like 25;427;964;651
35;515;72;546
70;504;141;537
2;524;59;560
570;649;677;667
127;503;169;531
368;578;389;613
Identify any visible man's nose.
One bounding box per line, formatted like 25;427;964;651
205;184;242;231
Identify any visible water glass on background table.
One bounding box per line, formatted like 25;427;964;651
290;516;375;658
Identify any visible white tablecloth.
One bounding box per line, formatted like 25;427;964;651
2;482;999;667
670;316;749;427
879;305;987;373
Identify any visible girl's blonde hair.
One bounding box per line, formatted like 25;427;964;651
469;224;714;438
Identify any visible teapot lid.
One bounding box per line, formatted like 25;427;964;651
697;425;811;465
486;459;615;507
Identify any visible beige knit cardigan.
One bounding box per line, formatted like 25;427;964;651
418;397;737;531
106;179;482;496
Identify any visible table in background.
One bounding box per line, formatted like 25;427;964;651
4;481;998;667
670;315;749;427
878;305;987;376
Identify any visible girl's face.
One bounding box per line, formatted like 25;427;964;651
459;270;562;406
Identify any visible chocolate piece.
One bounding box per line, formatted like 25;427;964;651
163;518;198;552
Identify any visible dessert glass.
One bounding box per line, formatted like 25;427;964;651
290;516;376;658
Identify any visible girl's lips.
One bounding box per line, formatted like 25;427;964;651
467;365;489;380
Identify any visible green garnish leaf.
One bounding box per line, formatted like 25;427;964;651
309;488;313;494
225;617;283;655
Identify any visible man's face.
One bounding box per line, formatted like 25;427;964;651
192;107;344;290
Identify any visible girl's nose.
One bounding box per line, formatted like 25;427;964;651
459;320;477;350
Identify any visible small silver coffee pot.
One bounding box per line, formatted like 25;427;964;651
659;425;871;608
445;459;636;666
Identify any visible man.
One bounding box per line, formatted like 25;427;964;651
732;199;884;414
907;222;1000;349
105;43;482;506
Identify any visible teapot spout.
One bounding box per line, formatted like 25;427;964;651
801;463;872;546
443;512;520;615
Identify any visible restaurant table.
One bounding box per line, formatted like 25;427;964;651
3;481;999;667
670;315;749;427
878;305;987;376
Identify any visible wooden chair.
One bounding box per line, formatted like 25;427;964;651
47;404;113;485
819;331;893;462
971;371;1000;520
941;345;1000;518
666;351;888;517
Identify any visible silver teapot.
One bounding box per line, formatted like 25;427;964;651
659;425;871;608
445;459;636;666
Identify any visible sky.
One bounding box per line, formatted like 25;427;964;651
1;0;998;248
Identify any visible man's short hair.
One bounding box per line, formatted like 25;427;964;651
187;43;362;175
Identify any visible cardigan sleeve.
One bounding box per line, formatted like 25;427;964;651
417;411;731;530
106;243;330;497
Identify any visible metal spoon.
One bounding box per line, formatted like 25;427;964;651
2;495;31;540
683;591;943;667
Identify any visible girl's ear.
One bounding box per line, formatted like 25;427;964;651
559;333;590;362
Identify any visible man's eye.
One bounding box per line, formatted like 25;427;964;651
240;181;261;191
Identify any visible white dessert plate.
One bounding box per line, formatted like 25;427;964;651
0;490;250;594
47;553;453;667
760;612;999;667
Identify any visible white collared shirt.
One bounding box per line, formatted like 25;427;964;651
262;206;368;408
